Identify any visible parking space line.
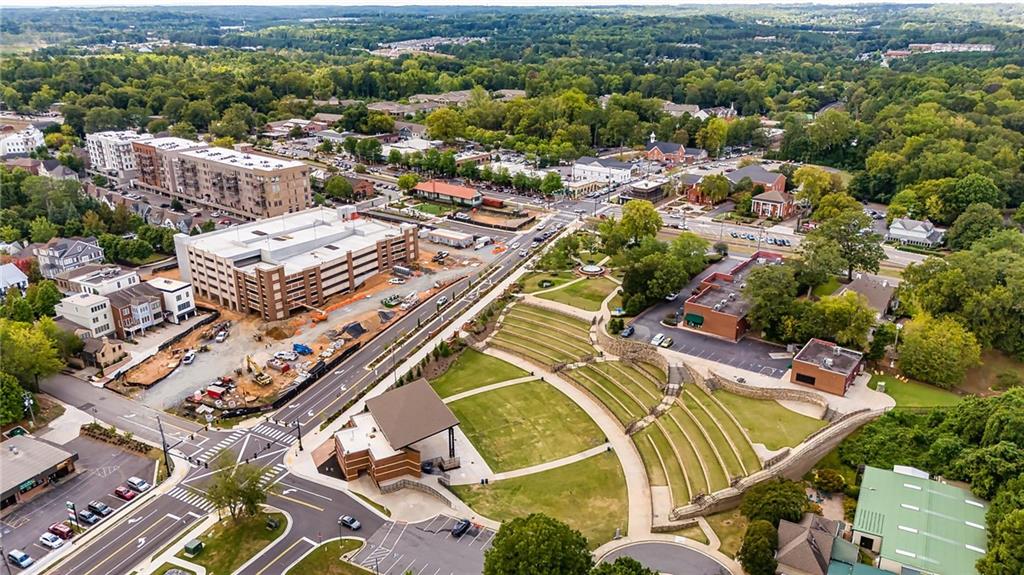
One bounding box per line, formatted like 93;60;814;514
422;516;441;531
382;553;405;575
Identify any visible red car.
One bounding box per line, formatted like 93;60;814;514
114;485;137;501
49;522;74;540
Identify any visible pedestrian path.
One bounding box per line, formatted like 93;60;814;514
491;443;611;481
167;486;217;513
195;430;244;463
252;423;297;444
259;463;289;488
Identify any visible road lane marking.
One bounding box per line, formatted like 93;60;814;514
270;492;324;512
275;481;333;501
80;514;174;575
255;537;315;575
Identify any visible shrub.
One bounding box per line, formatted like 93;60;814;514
812;468;847;493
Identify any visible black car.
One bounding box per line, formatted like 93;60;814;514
451;518;472;537
88;501;113;516
77;509;100;525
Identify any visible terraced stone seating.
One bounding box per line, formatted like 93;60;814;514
490;304;595;366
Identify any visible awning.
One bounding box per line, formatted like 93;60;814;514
684;313;704;326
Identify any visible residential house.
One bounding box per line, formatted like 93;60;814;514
35;237;105;279
885;218;945;248
494;89;527;101
107;283;166;339
706;104;738;120
776;514;844;575
54;292;115;338
413;180;483;207
367;101;435;118
571;156;637;184
660;101;705;118
0;262;28;296
645;138;708;164
345;177;377;201
55;264;140;295
2;158;78;180
311;112;343;125
836;274;897;319
681;174;718;205
262;118;329;139
146;277;196;324
790;338;864;396
409;90;474;107
751;189;797;219
81;336;126;369
0;240;23;256
394;121;427;139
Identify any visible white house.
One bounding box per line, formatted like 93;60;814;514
0;263;28;296
885;218;945;248
55;292;115;338
571;156;637;183
56;264;140;296
0;126;45;157
146;277;196;324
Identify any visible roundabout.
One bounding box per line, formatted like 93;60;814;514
600;541;733;575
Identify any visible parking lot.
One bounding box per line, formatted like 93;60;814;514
0;436;156;570
352;515;496;575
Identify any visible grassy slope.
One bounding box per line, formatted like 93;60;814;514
713;391;826;450
430;349;529;398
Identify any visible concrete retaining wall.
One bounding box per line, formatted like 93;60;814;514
702;371;830;414
380;478;453;508
595;320;669;377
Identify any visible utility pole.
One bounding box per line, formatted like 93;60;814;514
156;416;172;478
294;420;303;452
22;392;35;428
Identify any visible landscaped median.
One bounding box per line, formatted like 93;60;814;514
175;511;287;574
285;538;369;575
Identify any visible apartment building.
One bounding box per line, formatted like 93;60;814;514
0;125;45;157
35;237;105;279
174;206;418;321
175;147;312;219
55;264;140;295
132;137;209;196
55;292;115;338
146;277;197;323
86;131;152;176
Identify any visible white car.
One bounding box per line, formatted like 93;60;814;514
39;532;64;550
518;250;528;257
182;350;196;365
650;333;666;346
126;476;151;492
388;278;406;285
510;242;521;249
274;351;299;361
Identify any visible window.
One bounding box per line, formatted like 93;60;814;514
795;372;816;386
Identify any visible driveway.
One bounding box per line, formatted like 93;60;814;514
352;515;496;575
601;542;731;575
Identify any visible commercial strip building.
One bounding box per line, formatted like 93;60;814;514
571;156;638;183
790;338;864;396
1;435;79;511
422;227;475;248
413;180;483;207
334;379;459;484
852;466;988;575
174;206;418;321
681;250;784;342
622;179;669;203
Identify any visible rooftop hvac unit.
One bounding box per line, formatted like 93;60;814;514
833;345;842;356
713;304;722;311
822;357;834;368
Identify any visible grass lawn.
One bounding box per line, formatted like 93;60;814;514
452;451;627;549
412;202;450;216
812;277;841;298
579;251;607;264
868;374;961;408
286;539;369;575
448;380;605;472
153;564;196;575
713;391;826;450
705;508;748;558
520;271;577;293
536;277;619;312
176;512;286;574
430;349;530;398
663;524;709;545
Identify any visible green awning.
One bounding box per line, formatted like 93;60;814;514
684;313;704;326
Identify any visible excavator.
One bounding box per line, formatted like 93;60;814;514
244;355;273;386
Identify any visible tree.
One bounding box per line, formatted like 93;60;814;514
978;509;1024;575
813;209;884;281
795;234;844;295
696;117;727;157
483;513;592;575
813;192;861;223
82;210;107;237
947;203;1003;251
738;520;778;575
812;292;877;350
1;290;34;322
29;216;57;243
0;373;25;426
867;321;897;361
397;173;419;193
812;468;847;493
0;319;63;391
940;174;1005;224
590;557;656;575
740;479;807;527
899;315;981;389
205;455;269;521
744;264;799;338
168;122;197;140
619;200;662;245
211;136;235;149
110;203;133;235
324;176;354;201
29;280;62;317
697;174;730;204
38;316;84;360
425;108;466;144
387;148;402;165
793;165;835;207
540;172;563;196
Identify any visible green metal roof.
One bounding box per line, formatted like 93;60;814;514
827;561;889;575
852;466;989;575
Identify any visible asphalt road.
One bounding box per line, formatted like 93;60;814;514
42;210;572;575
601;542;730;575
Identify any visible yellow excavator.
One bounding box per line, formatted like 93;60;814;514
244;355;273;386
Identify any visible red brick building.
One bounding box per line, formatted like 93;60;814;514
790;339;864;396
682;251;784;341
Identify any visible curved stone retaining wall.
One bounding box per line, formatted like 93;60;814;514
595;320;669;377
703;371;830;414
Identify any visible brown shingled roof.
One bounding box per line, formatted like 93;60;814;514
365;379;458;449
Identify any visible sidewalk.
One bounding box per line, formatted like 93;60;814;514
441;376;538;403
492;443;610;481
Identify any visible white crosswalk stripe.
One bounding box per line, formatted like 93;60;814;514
258;463;288;487
360;545;391;566
168;487;216;512
196;430;244;462
252;424;296;443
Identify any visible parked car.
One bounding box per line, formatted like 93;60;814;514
510;242;520;249
88;501;113;516
659;337;674;348
650;333;665;346
126;476;151;492
49;522;73;540
274;351;298;362
388;278;406;285
182;350;196;365
114;485;136;500
78;509;100;525
518;249;528;257
214;331;228;343
451;518;472;537
39;532;64;549
6;550;33;568
620;325;635;338
293;343;314;355
730;231;738;238
338;515;361;530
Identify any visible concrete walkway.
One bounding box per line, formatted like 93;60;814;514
441;376;539;403
483;347;652;538
696;516;721;551
519;293;597;322
492;443;611;481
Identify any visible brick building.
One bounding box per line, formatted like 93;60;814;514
790;338;864;396
682;251;784;341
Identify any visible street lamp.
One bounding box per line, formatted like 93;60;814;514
293;420;303;452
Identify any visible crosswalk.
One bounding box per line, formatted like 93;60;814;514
167;487;217;513
252;423;297;444
195;430;245;463
359;544;392;568
259;463;288;488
